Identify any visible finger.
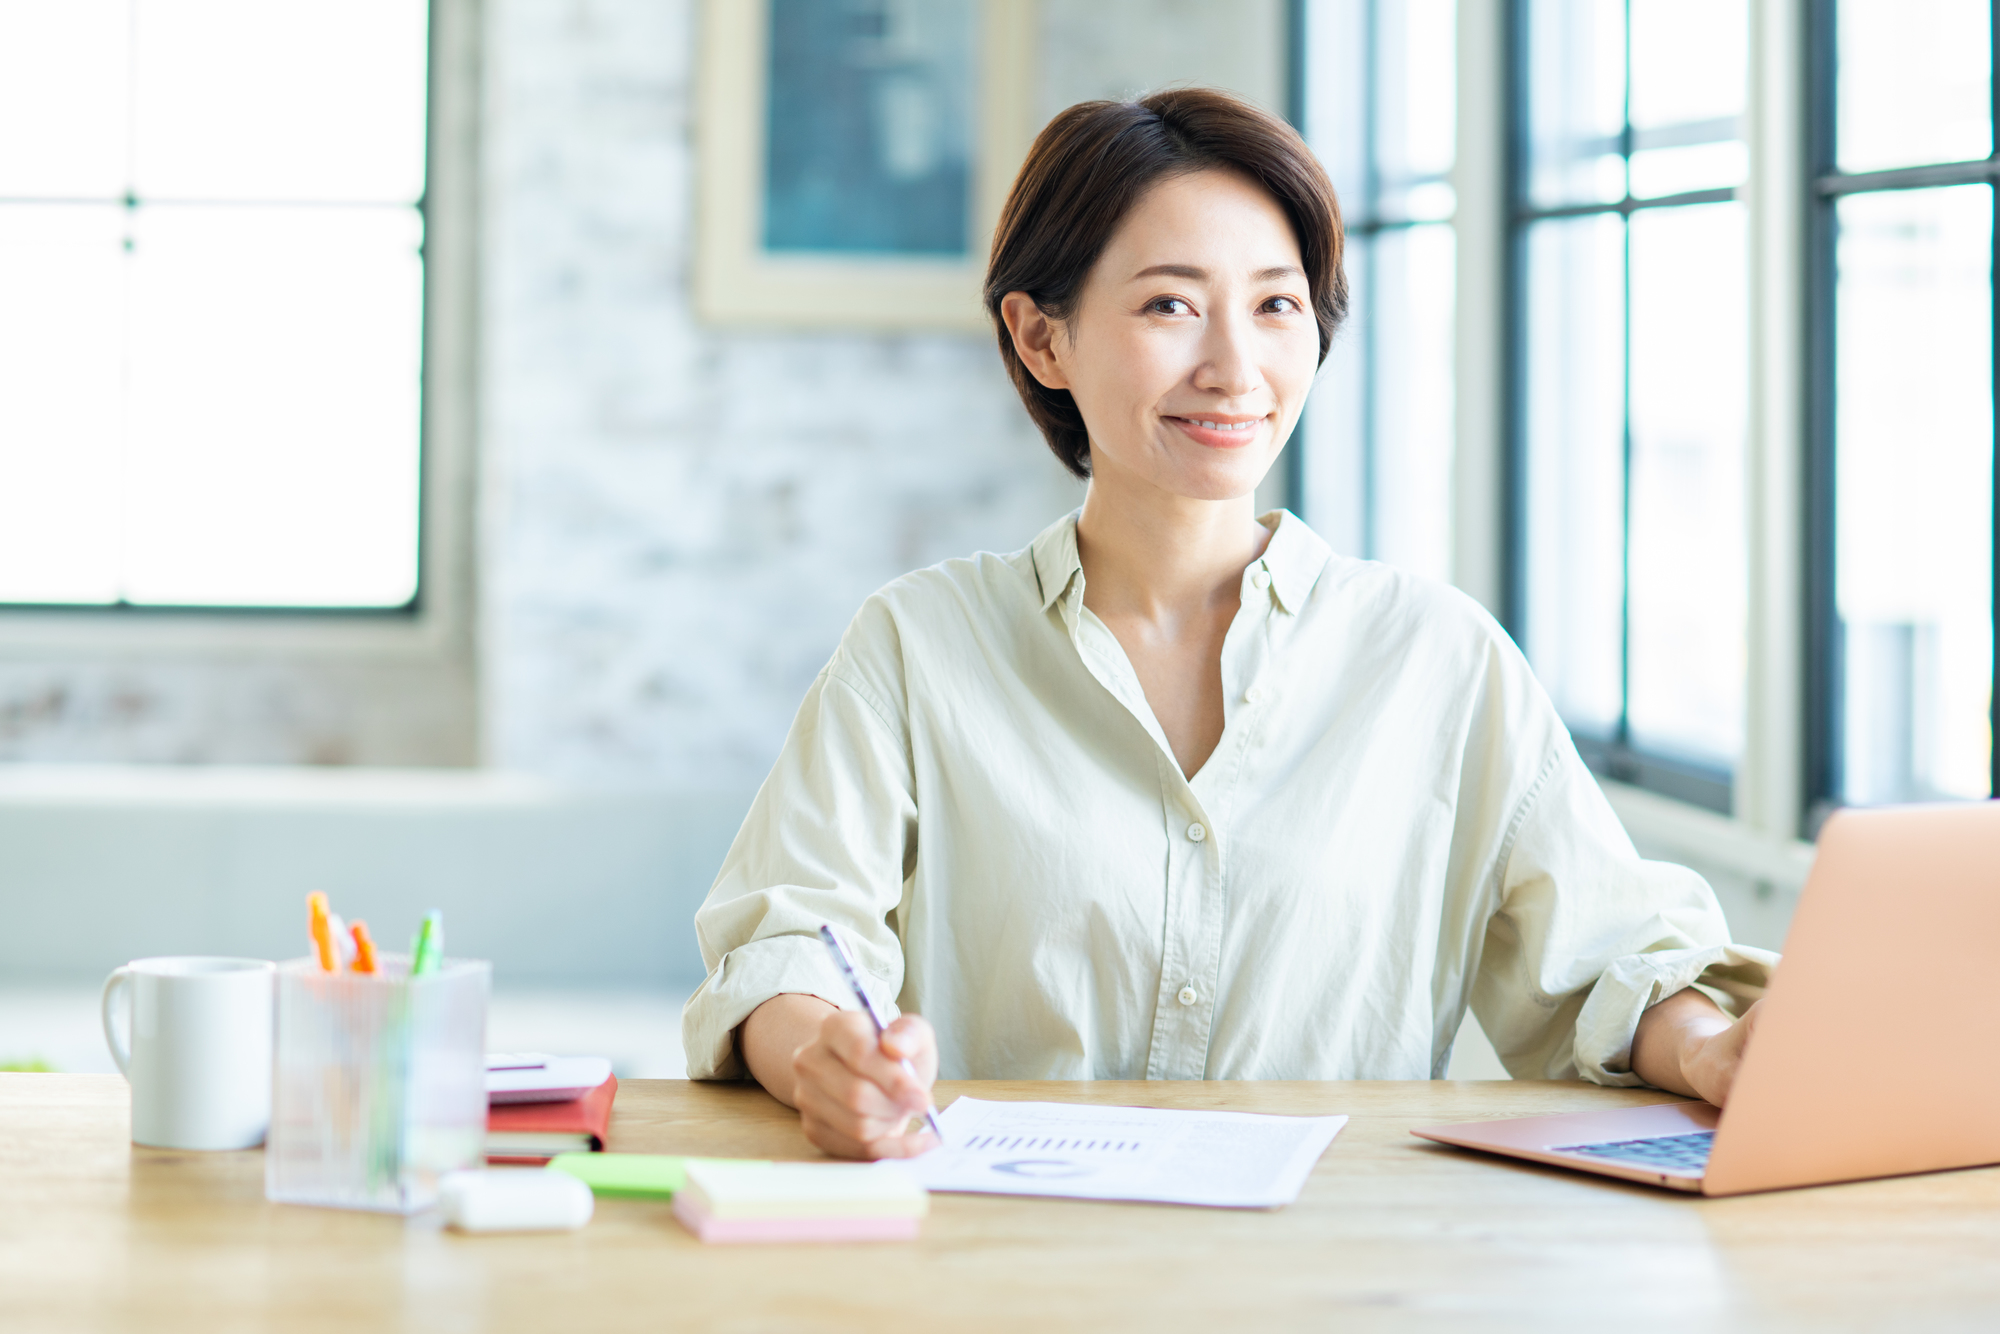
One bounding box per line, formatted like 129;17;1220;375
1715;1003;1760;1063
794;1042;913;1132
799;1109;888;1161
794;1070;935;1160
797;1099;877;1161
800;1111;937;1162
880;1014;939;1082
801;1098;937;1161
1700;1007;1763;1108
817;1010;881;1063
794;1041;930;1148
1738;999;1763;1038
796;1092;919;1157
857;1125;939;1160
822;1013;930;1112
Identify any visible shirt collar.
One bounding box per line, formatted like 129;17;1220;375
1031;510;1085;611
1031;507;1329;614
1252;509;1331;614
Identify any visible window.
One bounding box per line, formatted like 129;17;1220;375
1295;0;1458;583
0;1;431;611
1509;0;1750;813
1807;0;1996;813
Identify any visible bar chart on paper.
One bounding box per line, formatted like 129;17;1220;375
906;1098;1347;1207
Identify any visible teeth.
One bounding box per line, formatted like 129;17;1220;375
1194;420;1253;431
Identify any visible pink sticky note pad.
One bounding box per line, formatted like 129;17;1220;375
670;1195;920;1244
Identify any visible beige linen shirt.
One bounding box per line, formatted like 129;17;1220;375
684;510;1774;1084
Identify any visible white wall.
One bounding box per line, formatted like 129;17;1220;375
0;659;474;766
1038;0;1284;120
0;767;735;988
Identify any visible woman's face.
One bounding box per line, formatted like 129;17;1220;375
1019;169;1320;502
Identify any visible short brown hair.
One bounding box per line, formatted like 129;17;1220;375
984;87;1348;479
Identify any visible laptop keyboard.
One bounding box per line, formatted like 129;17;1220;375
1549;1129;1715;1174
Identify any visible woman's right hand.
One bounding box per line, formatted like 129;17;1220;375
741;993;940;1160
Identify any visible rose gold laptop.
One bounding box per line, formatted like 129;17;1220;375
1411;801;2000;1196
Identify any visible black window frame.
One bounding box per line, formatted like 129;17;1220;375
1502;0;1742;815
1803;0;2000;828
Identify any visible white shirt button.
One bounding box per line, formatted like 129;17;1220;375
1177;985;1198;1006
1186;822;1206;843
1251;571;1272;591
1245;685;1265;704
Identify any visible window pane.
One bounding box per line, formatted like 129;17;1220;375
1835;186;1993;802
1369;224;1455;580
1837;0;1991;174
1300;0;1458;571
1300;233;1369;556
1627;0;1746;199
134;0;428;204
1303;0;1369;209
122;206;423;606
0;1;129;198
1524;213;1625;735
1626;203;1747;765
1525;0;1625;207
1373;0;1457;222
0;206;125;603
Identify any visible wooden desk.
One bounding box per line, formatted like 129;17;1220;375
3;1074;1996;1332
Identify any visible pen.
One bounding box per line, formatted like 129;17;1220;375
817;923;945;1146
350;921;379;974
307;893;338;973
411;910;444;976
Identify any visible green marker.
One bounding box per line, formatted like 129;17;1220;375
410;910;443;976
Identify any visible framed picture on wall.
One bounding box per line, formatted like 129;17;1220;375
695;0;1037;330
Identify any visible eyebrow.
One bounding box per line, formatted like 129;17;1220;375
1130;263;1305;282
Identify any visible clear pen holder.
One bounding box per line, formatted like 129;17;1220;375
265;955;489;1213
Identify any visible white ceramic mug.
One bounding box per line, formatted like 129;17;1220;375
101;957;276;1151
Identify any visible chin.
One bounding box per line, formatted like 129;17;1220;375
1095;438;1279;502
1172;478;1262;503
1164;456;1274;503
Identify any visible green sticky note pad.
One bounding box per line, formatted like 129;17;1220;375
546;1153;768;1198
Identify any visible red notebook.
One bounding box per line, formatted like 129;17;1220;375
486;1075;618;1164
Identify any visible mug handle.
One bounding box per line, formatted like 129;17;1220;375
101;966;135;1076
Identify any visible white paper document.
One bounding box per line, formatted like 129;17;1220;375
905;1098;1347;1208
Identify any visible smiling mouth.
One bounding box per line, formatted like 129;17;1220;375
1167;415;1267;447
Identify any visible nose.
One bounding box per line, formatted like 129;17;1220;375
1193;303;1261;400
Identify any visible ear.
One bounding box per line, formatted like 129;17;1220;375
1000;291;1071;391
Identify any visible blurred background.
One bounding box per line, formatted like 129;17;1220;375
0;0;1987;1079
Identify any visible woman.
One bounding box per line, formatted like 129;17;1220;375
683;88;1775;1160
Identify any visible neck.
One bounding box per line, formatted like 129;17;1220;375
1074;462;1272;622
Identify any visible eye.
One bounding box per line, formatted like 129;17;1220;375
1147;296;1194;316
1262;295;1304;314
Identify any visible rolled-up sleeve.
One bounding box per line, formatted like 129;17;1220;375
1471;742;1779;1085
681;654;917;1081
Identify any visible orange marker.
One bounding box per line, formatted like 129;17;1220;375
349;920;379;974
307;892;338;972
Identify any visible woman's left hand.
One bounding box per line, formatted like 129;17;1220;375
1631;988;1763;1107
1674;999;1762;1106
